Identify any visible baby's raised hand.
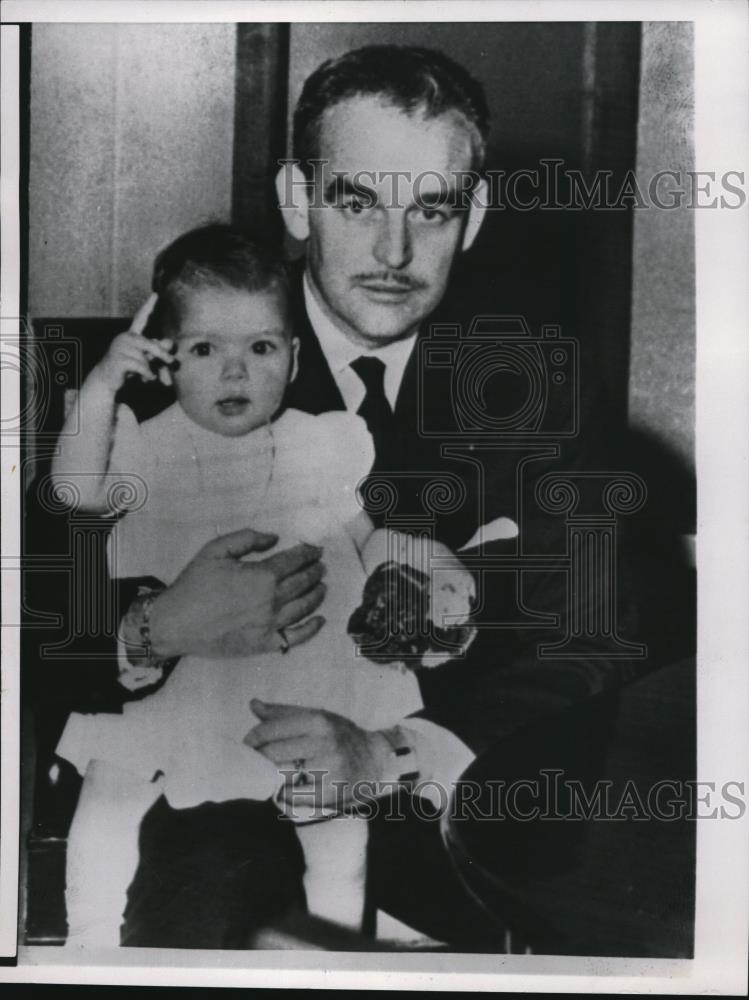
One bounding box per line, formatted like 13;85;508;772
89;294;174;392
91;331;174;391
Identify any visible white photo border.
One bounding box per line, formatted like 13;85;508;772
1;0;747;992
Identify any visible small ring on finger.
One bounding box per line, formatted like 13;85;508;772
277;627;290;654
292;757;310;786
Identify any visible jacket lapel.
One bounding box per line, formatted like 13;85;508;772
283;265;346;415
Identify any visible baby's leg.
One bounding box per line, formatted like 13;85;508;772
65;759;163;948
295;814;368;931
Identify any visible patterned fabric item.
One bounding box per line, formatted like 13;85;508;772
348;561;477;669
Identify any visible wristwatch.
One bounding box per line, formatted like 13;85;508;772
118;581;174;691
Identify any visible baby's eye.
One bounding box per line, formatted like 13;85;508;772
189;342;212;357
251;340;276;356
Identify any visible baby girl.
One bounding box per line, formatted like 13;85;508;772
51;225;441;946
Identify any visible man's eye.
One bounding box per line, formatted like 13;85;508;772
342;195;374;215
251;340;276;355
415;206;449;223
190;342;212;357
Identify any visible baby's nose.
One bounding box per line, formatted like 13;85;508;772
221;356;248;379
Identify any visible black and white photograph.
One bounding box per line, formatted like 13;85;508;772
0;0;747;991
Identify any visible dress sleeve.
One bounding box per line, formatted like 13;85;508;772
106;405;149;512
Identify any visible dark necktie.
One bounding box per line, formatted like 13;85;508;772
350;356;395;465
350;356;395;519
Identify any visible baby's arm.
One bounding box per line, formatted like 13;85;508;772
51;298;173;512
347;512;447;579
351;517;450;578
345;509;376;560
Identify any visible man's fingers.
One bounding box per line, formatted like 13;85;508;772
275;560;326;603
282;614;326;649
201;527;279;560
275;584;326;629
250;699;310;722
262;543;323;583
243;734;319;765
275;561;326;605
244;720;288;748
129;292;159;335
247;699;329;741
245;711;311;748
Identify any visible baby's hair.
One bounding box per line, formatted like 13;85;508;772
143;224;290;338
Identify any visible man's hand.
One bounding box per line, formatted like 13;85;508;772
136;528;327;660
244;700;391;811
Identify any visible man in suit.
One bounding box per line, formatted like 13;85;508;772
241;43;631;806
35;45;638;948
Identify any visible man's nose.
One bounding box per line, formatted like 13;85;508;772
372;211;412;270
221;355;248;379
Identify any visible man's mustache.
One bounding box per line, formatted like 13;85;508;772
353;272;427;291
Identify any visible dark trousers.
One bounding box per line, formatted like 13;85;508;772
121;792;497;950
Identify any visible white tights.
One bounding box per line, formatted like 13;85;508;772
64;760;162;948
64;760;368;947
296;814;368;931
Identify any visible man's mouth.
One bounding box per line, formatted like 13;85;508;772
356;277;422;300
216;396;250;415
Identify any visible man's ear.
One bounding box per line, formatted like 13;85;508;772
275;163;310;242
289;336;300;383
461;178;489;252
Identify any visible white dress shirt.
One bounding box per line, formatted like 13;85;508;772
303;273;475;801
302;273;417;411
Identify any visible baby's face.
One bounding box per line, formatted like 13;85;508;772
170;284;297;437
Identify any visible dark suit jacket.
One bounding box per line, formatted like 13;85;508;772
279;269;641;756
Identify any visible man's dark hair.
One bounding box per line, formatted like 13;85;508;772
293;45;490;180
144;223;290;337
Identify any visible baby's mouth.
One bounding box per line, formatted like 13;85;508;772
216;396;250;415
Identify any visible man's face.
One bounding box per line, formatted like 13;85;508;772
170;284;297;437
306;96;477;346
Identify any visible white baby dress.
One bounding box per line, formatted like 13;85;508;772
56;403;423;808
